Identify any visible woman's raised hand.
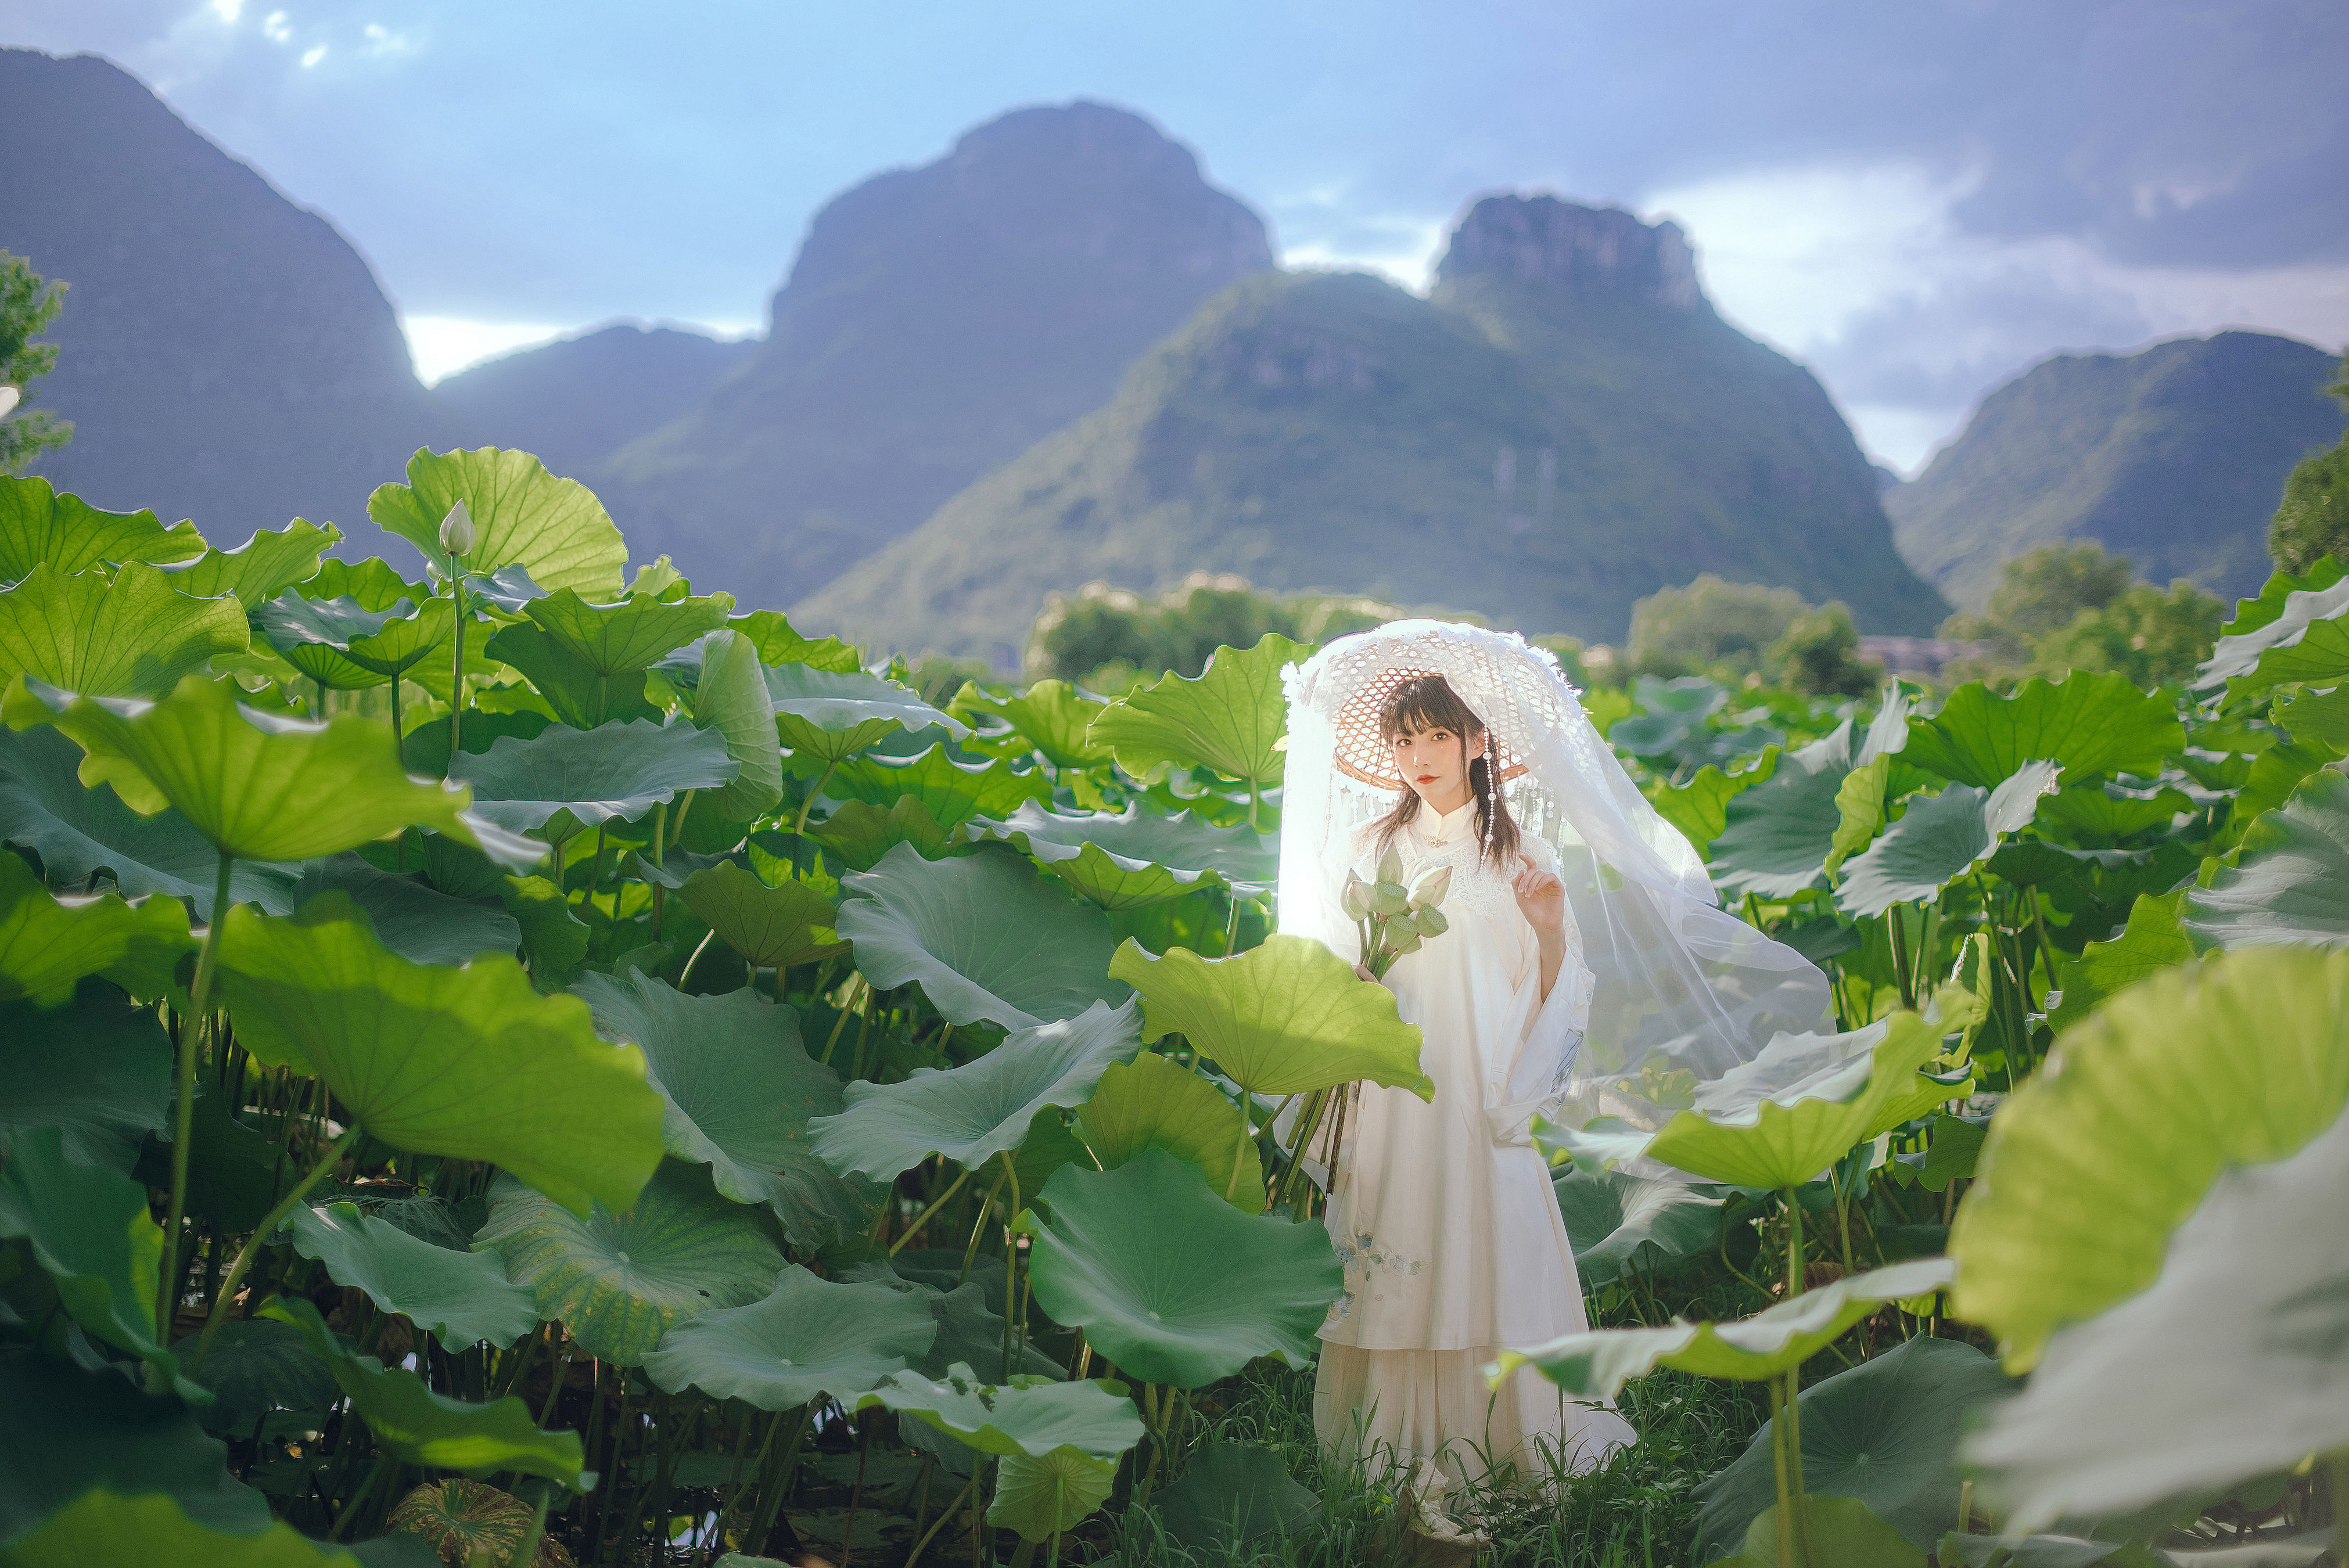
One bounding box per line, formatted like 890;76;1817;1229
1512;854;1567;936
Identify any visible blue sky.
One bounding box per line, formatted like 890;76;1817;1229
12;0;2347;469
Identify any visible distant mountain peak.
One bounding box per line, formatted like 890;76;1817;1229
1436;195;1704;311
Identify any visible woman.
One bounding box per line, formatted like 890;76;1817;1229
1276;621;1832;1493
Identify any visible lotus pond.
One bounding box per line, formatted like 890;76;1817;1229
0;447;2341;1568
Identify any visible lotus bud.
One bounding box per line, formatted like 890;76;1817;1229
1388;931;1423;957
1377;844;1405;886
438;499;476;558
1417;905;1449;937
1385;909;1421;940
0;386;19;420
1369;880;1410;918
1341;871;1370;922
1407;864;1452;909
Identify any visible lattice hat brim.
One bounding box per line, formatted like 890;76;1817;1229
1329;663;1531;791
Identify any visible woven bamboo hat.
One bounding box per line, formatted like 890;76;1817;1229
1329;665;1531;790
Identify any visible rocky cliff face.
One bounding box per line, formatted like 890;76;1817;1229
1436;195;1704;311
601;101;1276;606
0;49;462;558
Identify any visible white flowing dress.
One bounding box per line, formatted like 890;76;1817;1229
1313;798;1637;1481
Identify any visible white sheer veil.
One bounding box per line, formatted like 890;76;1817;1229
1277;620;1833;1134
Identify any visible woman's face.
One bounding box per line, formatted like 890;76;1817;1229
1389;718;1479;811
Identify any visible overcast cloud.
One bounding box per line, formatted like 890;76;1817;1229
9;0;2345;468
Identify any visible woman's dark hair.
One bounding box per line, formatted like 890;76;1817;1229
1372;674;1520;868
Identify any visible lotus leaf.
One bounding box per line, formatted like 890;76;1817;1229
641;1265;936;1408
897;1278;1062;1381
806;796;960;871
951;679;1109;769
2039;783;2191;841
0;983;170;1171
448;718;738;849
989;1450;1118;1542
692;630;784;821
1711;722;1856;897
966;801;1278;909
2273;681;2349;750
1016;1149;1343;1389
2232;736;2344;824
837;843;1127;1030
368;447;627;600
306;556;425;612
2045;892;2193;1032
1600;676;1733;762
0;725;303;916
2183;768;2349;949
810;999;1142;1182
479;621;658;727
1967;1106;2349;1529
251;593;405;690
0;1358;274;1541
264;1297;588;1486
3;674;538;867
823;743;1051;830
0;476;206;581
849;1361;1145;1461
521;586;732;677
1709;1495;1926;1567
1653;757;1766;853
2197;573;2349;695
1550;1167;1722;1286
1147;1441;1322;1551
1693;1335;2012;1558
1900;673;2182;789
171;1318;337;1437
0;1487;421;1567
1073;1051;1266;1211
571;969;879;1245
1088;633;1309;792
343;598;459;692
1826;755;1895;875
1950;948;2349;1369
1489;1258;1952;1397
723;609;860;673
383;1480;540;1568
766;663;967;761
677;861;846;971
161;519;338;607
214;896;665;1217
0;851;191;1007
1837;763;2060;918
132;1092;294;1232
0;561;249;697
289;855;519;966
290;1201;537;1348
1109;934;1431;1099
471;1161;783;1366
0;1128;185;1387
1933;1536;2138;1568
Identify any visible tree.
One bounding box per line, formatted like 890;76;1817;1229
1027;574;1404;686
1625;574;1807;678
0;251;71;476
1941;540;2218;689
2027;581;2224;689
2267;350;2349;575
1766;602;1877;696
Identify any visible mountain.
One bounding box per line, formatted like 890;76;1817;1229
599;101;1276;606
1887;331;2348;611
796;196;1949;659
433;323;755;485
0;49;462;558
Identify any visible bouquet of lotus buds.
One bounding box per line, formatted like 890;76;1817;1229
1344;847;1453;980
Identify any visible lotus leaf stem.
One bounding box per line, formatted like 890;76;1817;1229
193;1120;363;1371
678;929;717;990
446;564;465;765
892;1166;972;1257
961;1168;1009;1288
795;763;835;836
328;1452;393;1541
1768;1376;1795;1567
157;850;238;1343
505;1492;549;1568
999;1150;1023;1379
1225;1081;1253;1201
904;1472;976;1568
669;787;696;857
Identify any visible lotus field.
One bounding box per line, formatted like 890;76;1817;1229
0;445;2341;1568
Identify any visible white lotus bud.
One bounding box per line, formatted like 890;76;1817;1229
1340;871;1370;922
1416;905;1450;937
1376;844;1405;886
1407;864;1452;909
0;386;19;420
438;499;476;557
1368;880;1410;918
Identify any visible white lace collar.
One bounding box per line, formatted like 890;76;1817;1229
1414;797;1478;847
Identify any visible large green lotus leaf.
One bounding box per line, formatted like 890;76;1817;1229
397;710;552;787
1492;1257;1953;1397
836;843;1127;1030
0;725;301;917
989;1449;1118;1542
692;630;784;822
1711;722;1855;897
1653;756;1769;854
850;1361;1145;1461
160;519;337;607
0;474;206;582
343;596;457;686
1933;1535;2146;1568
0;982;171;1170
1109;934;1431;1099
824;743;1052;831
806;796;960;872
1826;755;1896;875
1837;763;2060;918
766;663;967;762
250;593;403;689
1089;634;1310;788
2183;768;2349;950
171;1318;337;1437
0;1356;274;1540
810;999;1142;1181
570;970;878;1246
967;801;1278;909
3;674;538;868
1709;1495;1927;1568
2046;891;2195;1033
951;679;1111;769
306;556;427;613
2197;572;2349;696
289;855;519;966
264;1296;588;1486
2273;682;2349;751
368;448;626;600
677;860;847;970
724;609;860;673
1148;1441;1322;1552
477;621;657;728
521;586;732;676
641;1265;936;1409
2038;782;2191;841
448;718;737;850
290;1201;537;1349
1901;674;2183;789
1017;1149;1342;1389
1967;1106;2349;1531
470;1161;783;1367
0;1488;406;1568
0;852;192;1006
1950;948;2349;1371
1073;1051;1265;1212
897;1278;1062;1381
0;1127;187;1390
214;896;665;1217
0;561;249;697
1550;1167;1722;1286
1693;1335;2012;1559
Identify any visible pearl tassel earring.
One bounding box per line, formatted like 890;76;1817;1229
1482;728;1498;861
